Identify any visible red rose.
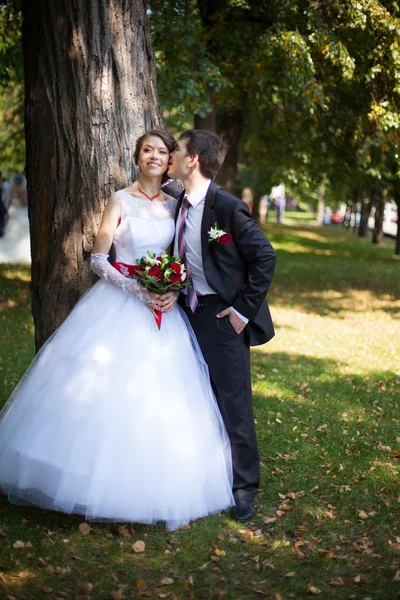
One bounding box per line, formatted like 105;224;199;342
170;262;181;274
149;265;162;279
170;273;182;284
218;232;232;245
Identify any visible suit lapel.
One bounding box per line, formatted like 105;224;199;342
201;181;217;264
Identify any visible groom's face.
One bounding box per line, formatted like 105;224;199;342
167;139;191;180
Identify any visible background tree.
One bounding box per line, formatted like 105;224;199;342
23;0;162;349
150;0;400;251
0;3;24;174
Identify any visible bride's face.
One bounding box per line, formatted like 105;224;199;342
138;136;170;177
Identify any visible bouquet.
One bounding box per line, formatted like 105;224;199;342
113;251;190;329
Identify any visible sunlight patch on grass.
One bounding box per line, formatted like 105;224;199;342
1;267;31;282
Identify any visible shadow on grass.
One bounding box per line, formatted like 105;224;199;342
252;350;399;497
263;225;400;317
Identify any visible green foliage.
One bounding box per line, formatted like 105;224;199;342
150;0;400;216
149;0;228;131
0;4;24;175
0;4;23;87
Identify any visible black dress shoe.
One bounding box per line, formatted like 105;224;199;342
230;500;254;522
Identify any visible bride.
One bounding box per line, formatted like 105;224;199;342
0;130;234;531
0;174;31;264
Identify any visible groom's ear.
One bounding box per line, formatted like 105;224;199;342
187;154;199;169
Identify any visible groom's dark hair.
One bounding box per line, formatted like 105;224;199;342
179;130;227;180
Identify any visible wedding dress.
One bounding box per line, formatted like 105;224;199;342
0;190;233;530
0;196;31;264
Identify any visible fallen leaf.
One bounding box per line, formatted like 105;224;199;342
132;540;146;553
393;570;400;581
160;577;174;585
136;579;148;591
111;590;124;600
276;510;285;518
81;582;94;593
329;576;344;586
377;441;391;453
215;548;225;556
78;523;91;535
307;584;321;595
284;571;296;577
13;541;25;549
358;511;368;520
339;486;351;493
263;517;276;525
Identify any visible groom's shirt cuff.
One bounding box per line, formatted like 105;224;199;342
231;307;249;325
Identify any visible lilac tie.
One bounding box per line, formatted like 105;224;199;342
177;196;198;312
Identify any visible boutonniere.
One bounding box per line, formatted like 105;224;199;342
208;223;233;245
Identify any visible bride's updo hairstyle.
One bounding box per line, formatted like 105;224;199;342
134;129;176;183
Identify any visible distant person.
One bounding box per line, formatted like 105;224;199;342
0;173;8;237
1;173;11;208
323;207;332;225
242;187;253;213
259;195;269;224
0;174;30;264
275;195;286;223
0;195;8;238
343;207;351;228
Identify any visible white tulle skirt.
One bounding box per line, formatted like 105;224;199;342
0;280;233;530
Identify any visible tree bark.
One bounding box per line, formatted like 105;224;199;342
214;107;243;197
23;0;161;350
358;186;372;238
194;99;243;197
372;187;387;245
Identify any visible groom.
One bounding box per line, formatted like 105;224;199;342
166;130;276;521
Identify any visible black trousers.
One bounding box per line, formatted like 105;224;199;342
180;296;260;502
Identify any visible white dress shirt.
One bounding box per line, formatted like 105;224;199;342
174;180;248;325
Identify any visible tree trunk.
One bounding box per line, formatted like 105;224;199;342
358;186;372;237
214;108;243;197
23;0;161;350
372;187;387;245
194;97;243;197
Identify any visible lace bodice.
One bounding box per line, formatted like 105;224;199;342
113;190;178;264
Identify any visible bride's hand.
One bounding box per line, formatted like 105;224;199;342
145;292;162;313
157;291;178;312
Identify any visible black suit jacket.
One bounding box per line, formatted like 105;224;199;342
177;181;276;347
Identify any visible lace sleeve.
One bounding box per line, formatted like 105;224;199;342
90;253;155;305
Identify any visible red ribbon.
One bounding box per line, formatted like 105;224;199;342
112;261;162;330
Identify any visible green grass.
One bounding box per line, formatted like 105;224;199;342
281;211;316;223
0;224;399;600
